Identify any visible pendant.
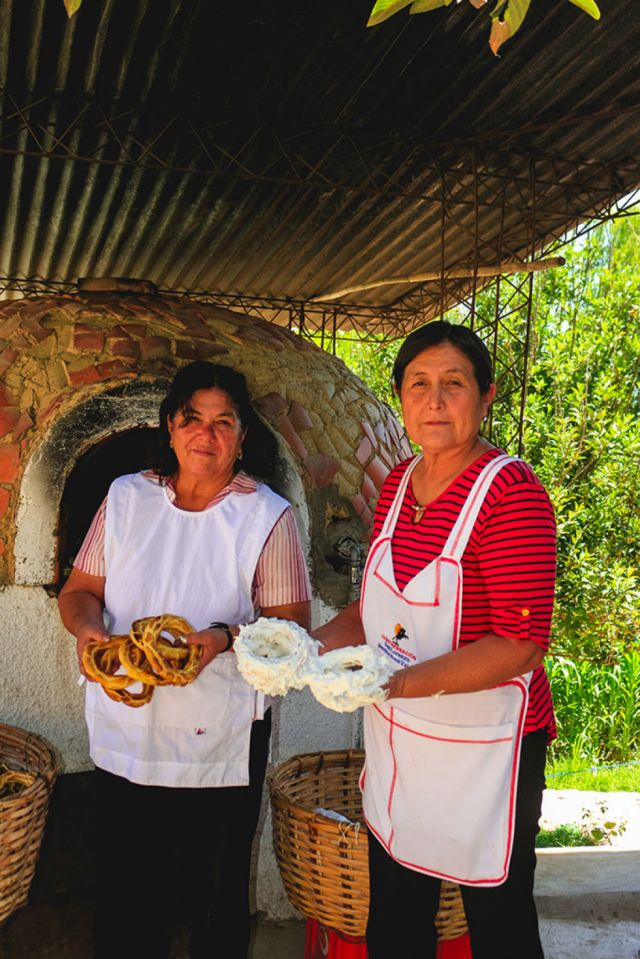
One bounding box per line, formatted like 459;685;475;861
411;506;426;524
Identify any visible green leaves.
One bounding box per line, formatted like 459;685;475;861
367;0;455;27
367;0;419;27
489;0;532;56
568;0;601;19
547;652;640;764
63;0;84;16
408;0;455;14
367;0;602;55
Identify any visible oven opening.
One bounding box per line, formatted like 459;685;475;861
56;427;159;590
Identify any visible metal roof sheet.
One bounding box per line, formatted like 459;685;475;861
0;0;637;326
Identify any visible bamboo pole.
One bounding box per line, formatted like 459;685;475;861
311;256;565;303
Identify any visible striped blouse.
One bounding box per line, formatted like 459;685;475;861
372;448;557;740
75;471;311;609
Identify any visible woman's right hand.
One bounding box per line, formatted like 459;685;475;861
185;627;230;676
58;567;108;680
75;622;110;680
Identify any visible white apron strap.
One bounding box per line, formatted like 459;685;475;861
378;455;423;539
442;454;515;561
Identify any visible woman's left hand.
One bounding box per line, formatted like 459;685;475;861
185;628;229;675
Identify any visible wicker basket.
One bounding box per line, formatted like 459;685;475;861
268;748;468;941
0;722;60;924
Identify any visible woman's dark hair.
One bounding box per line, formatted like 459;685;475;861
153;361;277;480
392;320;494;394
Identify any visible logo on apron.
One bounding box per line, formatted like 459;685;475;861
378;622;416;667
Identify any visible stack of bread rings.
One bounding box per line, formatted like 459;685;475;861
82;614;201;708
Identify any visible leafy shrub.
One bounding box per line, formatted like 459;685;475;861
536;823;596;848
547;651;640;763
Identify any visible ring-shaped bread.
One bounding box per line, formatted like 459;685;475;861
101;682;155;708
234;617;318;697
117;638;166;686
305;645;396;713
129;614;201;686
83;634;158;705
81;614;200;707
0;766;36;799
83;635;135;689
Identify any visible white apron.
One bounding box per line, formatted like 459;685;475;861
360;454;530;886
85;472;287;788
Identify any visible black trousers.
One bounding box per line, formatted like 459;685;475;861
366;729;547;959
92;711;271;959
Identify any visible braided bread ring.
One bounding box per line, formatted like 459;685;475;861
130;615;200;686
83;635;156;705
0;768;36;799
83;635;133;689
81;614;200;707
118;638;167;686
101;682;154;708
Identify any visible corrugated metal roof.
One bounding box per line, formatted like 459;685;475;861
0;0;637;324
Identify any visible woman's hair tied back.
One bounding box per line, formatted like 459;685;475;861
393;320;494;394
154;360;277;480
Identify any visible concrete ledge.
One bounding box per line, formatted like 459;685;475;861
535;848;640;922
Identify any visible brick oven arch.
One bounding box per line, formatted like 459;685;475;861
15;380;165;586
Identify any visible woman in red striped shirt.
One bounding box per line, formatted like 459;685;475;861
315;321;556;959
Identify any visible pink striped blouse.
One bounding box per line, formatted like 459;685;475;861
75;471;311;608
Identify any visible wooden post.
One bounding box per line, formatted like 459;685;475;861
311;256;565;303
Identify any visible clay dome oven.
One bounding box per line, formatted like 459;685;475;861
0;278;411;609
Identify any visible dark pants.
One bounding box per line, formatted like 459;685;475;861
366;730;547;959
92;711;271;959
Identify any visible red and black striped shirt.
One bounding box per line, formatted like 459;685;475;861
372;448;557;740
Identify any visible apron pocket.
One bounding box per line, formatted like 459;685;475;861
387;706;520;885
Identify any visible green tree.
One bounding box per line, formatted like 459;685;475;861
330;334;400;418
331;213;640;667
522;218;640;663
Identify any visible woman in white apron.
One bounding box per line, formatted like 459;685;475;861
314;321;556;959
59;362;311;959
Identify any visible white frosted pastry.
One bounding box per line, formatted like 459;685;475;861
305;645;397;713
235;617;319;696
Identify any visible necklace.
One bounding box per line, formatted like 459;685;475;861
410;503;427;525
409;443;491;524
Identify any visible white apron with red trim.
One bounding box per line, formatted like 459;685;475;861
360;454;530;886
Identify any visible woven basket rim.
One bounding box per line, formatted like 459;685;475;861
0;722;63;782
269;748;364;796
268;749;367;830
268;747;365;781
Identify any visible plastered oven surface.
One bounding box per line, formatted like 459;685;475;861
0;291;410;919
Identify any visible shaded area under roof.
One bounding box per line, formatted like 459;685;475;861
0;0;638;332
